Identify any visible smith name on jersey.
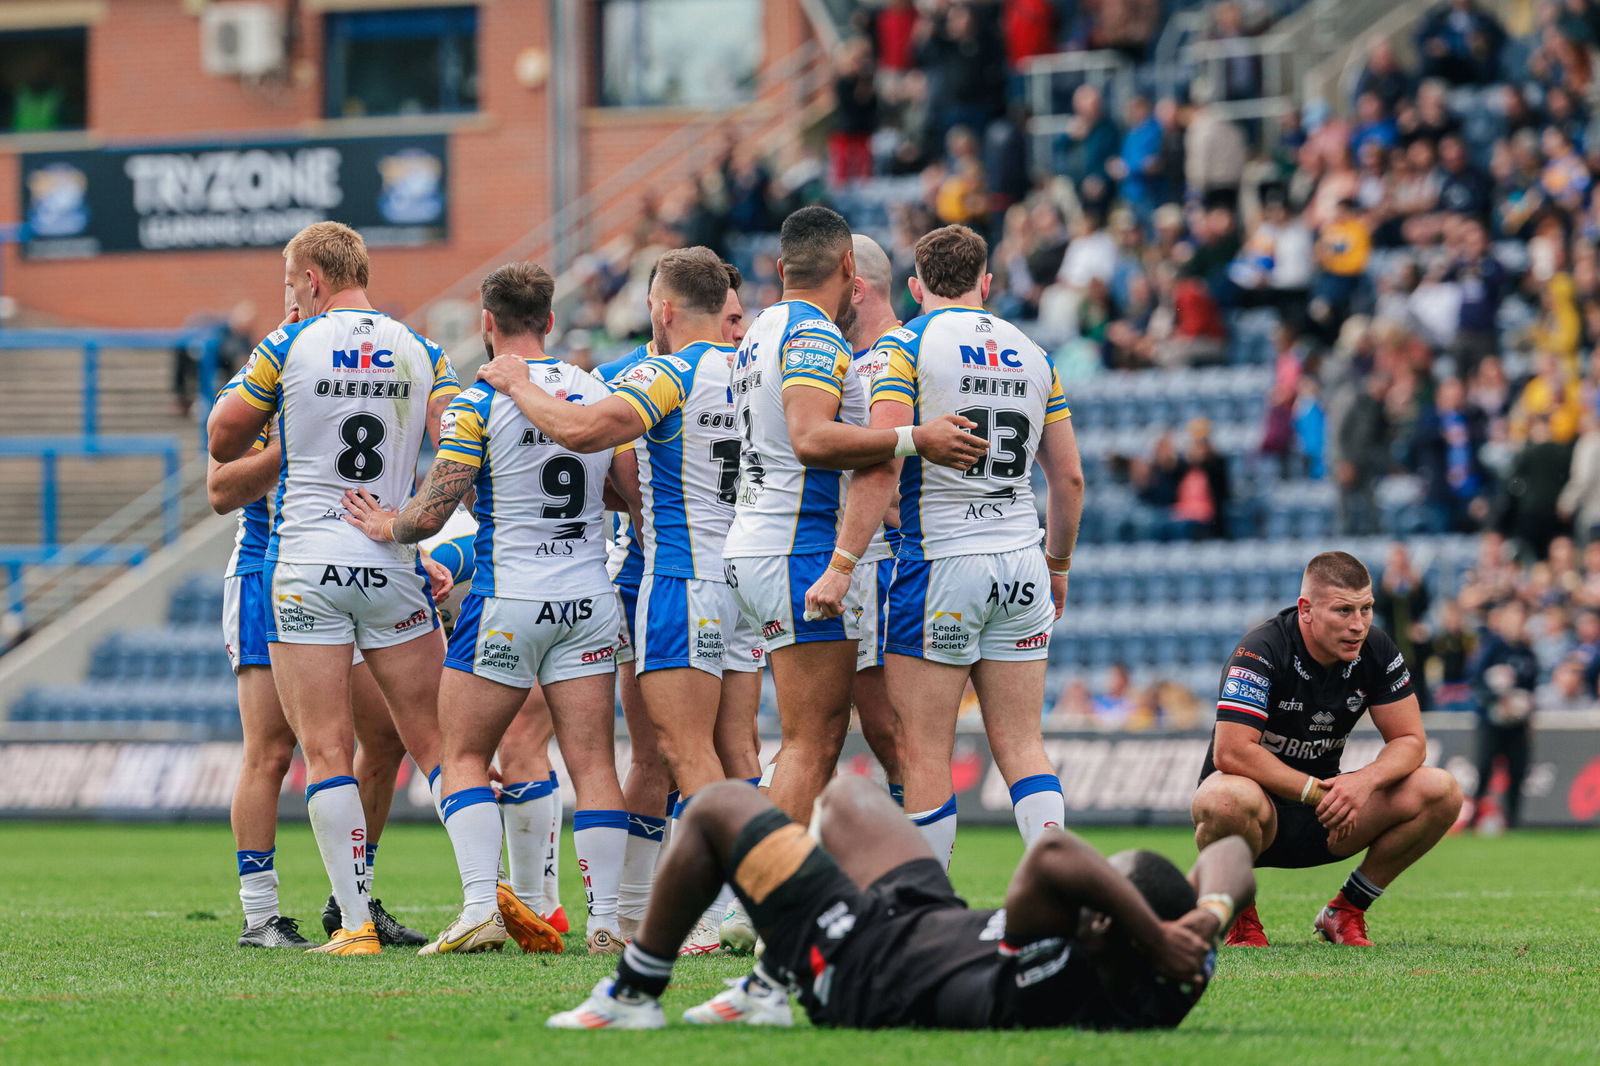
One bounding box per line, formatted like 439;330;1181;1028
870;307;1069;561
724;299;866;557
434;356;614;602
236;308;459;568
610;340;742;580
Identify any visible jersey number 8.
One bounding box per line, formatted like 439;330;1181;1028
336;413;387;483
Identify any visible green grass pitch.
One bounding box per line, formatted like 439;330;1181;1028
1;821;1595;1065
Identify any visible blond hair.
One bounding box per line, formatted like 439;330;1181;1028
284;222;369;291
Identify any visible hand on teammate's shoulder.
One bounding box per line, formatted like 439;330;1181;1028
477;353;527;393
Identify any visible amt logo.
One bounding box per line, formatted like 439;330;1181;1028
959;339;1022;368
332;345;395;370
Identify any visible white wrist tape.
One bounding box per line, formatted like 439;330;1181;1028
893;424;917;458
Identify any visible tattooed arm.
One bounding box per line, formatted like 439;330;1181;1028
341;459;477;544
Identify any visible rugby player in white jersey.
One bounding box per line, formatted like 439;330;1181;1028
209;352;431;950
479;248;764;954
840;233;907;803
721;206;985;825
591;275;674;939
344;261;633;956
208;222;460;954
816;224;1084;868
421;511;572;934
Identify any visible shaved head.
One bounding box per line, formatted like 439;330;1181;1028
852;233;893;299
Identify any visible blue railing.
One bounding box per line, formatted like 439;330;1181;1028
0;327;225;628
0;328;225;445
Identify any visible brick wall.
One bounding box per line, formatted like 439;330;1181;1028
0;0;811;337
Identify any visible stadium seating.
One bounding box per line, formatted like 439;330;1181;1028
8;532;1476;737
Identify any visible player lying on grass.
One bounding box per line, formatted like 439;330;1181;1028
1191;550;1464;947
548;775;1254;1030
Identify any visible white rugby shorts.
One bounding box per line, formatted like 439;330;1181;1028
855;557;895;673
724;551;864;654
445;591;621;687
884;546;1053;666
635;574;765;678
265;560;437;650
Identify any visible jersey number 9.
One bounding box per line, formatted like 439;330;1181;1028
540;454;587;519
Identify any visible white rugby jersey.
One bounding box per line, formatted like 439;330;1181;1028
217;365;273;578
850;341;895;565
435;357;614;601
870;307;1070;561
237;308;459;567
611;340;741;580
724;299;864;557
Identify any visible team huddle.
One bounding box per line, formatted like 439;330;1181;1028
205;209;1463;1032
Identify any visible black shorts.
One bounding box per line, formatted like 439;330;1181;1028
1256;794;1337;869
727;809;963;1029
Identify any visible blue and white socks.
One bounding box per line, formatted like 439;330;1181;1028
305;775;370;931
619;812;667;929
910;795;958;870
1009;774;1065;845
237;848;279;928
500;777;556;904
573;808;628;934
542;771;564;918
427;765;444;822
441;785;502;924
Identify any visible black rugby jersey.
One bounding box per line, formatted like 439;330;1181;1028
1199;606;1416;783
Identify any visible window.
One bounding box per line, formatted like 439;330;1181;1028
0;27;87;134
324;6;478;119
599;0;762;108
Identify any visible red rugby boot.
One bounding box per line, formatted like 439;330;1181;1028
1224;902;1269;947
1313;893;1373;946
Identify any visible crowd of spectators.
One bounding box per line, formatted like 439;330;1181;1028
554;2;1600;730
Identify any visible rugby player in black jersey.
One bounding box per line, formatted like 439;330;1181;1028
1191;551;1463;947
547;774;1254;1031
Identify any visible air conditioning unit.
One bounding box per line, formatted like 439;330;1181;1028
201;2;285;78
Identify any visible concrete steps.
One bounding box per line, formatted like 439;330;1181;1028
0;343;200;547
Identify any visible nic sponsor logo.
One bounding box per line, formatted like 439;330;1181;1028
331;342;395;371
959;338;1024;371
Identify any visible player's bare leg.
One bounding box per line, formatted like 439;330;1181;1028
972;657;1063;843
231;665;308;945
1190;773;1277;947
359;630;445;780
618;660;671;938
765;641;857;820
351;662;403;840
852;664;902;797
545;671;630;951
812;775;936;884
704;667;763;952
1315;765;1462;946
422;668;526;954
339;661;427;946
887;652;968;865
640;667;726;795
554;776;928;1030
495;693;567;952
269;641;372;940
715;669;763;780
1191;773;1278;855
498;689;566;939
